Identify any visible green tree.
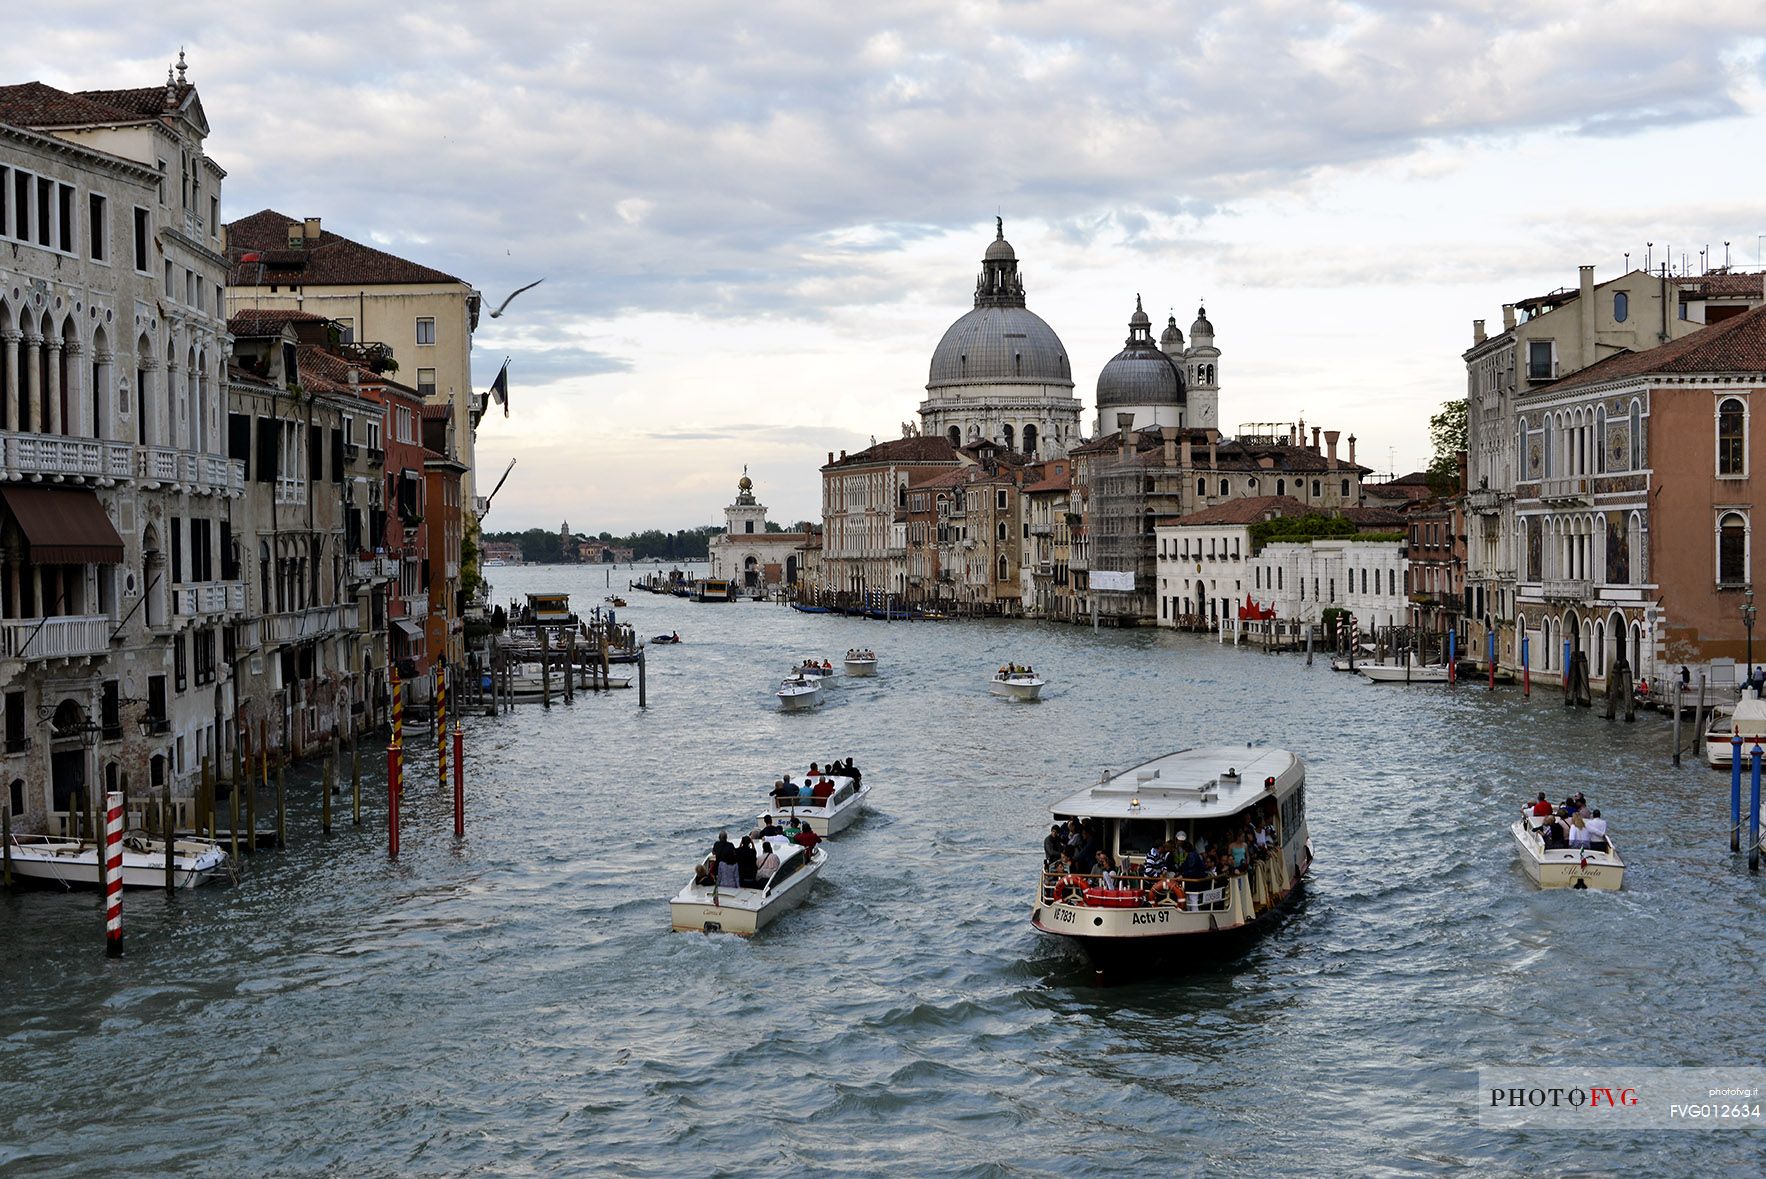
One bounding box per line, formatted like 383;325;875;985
1428;399;1468;495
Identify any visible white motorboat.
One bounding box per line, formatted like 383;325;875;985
1030;746;1312;977
991;669;1046;700
766;773;871;836
777;674;823;711
670;836;827;934
1705;691;1766;768
4;832;228;889
1358;662;1450;684
843;650;878;677
1511;813;1625;890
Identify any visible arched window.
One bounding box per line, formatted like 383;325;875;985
1595;406;1606;474
1219;478;1228;496
1629;401;1642;470
1022;424;1037;455
1718;397;1746;476
1276;478;1285;496
1002;424;1014;450
1341;479;1350;497
997;554;1009;582
1543;417;1552;478
1718;511;1748;584
1311;480;1320;497
947;426;960;447
996;521;1007;541
1613;291;1629;323
1197;477;1207;497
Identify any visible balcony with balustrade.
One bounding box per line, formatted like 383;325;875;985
0;615;111;661
1539;578;1594;602
1;432;132;484
1536;477;1593;506
136;447;245;495
265;605;344;644
275;475;307;506
171;580;248;621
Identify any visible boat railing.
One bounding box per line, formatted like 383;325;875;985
768;784;857;811
1038;869;1235;912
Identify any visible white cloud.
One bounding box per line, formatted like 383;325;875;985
5;2;1763;527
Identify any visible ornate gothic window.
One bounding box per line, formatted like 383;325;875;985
1718;398;1746;476
1718;511;1747;584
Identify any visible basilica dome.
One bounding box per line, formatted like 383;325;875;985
1095;296;1184;411
926;220;1073;392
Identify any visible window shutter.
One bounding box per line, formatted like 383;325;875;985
255;417;278;483
331;428;344;483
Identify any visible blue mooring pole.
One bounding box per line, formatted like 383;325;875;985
1750;745;1762;873
1732;732;1745;852
1521;636;1530;698
1487;630;1496;691
1448;630;1457;684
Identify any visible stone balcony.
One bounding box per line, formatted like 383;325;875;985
265;605;344;644
1029;522;1053;537
1536;477;1593;506
274;475;307;506
1465;487;1501;515
351;555;397;585
137;446;245;495
0;432;132;484
0;614;111;661
171;580;248;620
1538;578;1594;602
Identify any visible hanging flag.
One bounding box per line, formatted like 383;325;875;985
488;358;510;418
238;251;263;264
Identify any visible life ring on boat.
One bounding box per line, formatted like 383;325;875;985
1056;874;1089;902
1082;887;1145;908
1148;878;1186;905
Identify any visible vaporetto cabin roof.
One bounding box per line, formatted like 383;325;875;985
1050;746;1300;821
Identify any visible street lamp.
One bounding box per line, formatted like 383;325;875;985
1744;587;1757;687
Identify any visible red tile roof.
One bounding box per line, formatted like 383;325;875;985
1674;272;1766;299
823;436;963;469
228;308;331;336
1164;495;1310;526
1337;504;1407;528
0;80;184;128
227;209;464;287
1543;303;1766;395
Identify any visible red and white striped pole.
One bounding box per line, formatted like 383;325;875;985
103;790;124;957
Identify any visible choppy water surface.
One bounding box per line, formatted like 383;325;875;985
3;562;1764;1176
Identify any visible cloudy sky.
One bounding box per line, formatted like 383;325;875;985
9;3;1765;531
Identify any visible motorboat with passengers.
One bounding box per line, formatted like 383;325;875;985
669;834;826;934
776;673;823;711
764;768;870;836
991;665;1046;700
1031;746;1312;977
793;660;836;680
843;649;878;677
1511;805;1625;890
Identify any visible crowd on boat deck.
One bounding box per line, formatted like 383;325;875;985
694;821;821;889
768;759;863;808
1526;792;1612;852
1042;810;1280;902
845;649;875;660
798;658;833;671
996;663;1036;679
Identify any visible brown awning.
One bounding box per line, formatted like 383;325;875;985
2;487;125;564
392;618;424;641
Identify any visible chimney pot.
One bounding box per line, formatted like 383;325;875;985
1180;434;1193;470
1473;318;1487;345
1502;303;1516;330
1324;429;1340;468
1161;425;1178;467
1347;434;1357;467
303;216;321;240
1311;426;1322;454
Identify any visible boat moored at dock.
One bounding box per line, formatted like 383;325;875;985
1030;746;1311;976
670;836;827;935
4;833;229;889
1705;691;1766;767
1357;662;1450;684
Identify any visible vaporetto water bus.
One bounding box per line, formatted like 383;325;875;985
1031;746;1311;976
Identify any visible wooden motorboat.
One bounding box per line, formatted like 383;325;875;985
4;832;228;889
1511;813;1624;890
670;837;826;934
777;674;823;711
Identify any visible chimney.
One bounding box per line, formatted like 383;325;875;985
1324;430;1340;468
1310;425;1322;454
1502;303;1516;330
839;449;847;461
827;451;834;466
1208;437;1218;470
1161;425;1178;467
1347;434;1357;467
304;217;322;240
1180;434;1193;470
1473;319;1486;345
1117;412;1135;460
1579;264;1596;359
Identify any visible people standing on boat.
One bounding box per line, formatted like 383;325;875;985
1143;839;1174;877
812;776;836;802
1530;793;1553;817
1044;824;1067;866
712;830;736;863
1583;810;1608;850
797;778;816;805
1178;842;1207;881
772;777;797;806
794;824;822;853
754;841;781;885
737;837;759;887
1567;814;1591;850
715;848;741;890
841;757;861;786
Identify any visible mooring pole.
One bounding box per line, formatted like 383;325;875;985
351;730;362;827
1448;630;1456;685
1487;630;1496;691
103;790;123;957
1732;732;1744;852
452;723;464;839
1;805;10;889
638;648;648;708
1751;745;1763;873
1521;635;1531;698
1672;682;1682;767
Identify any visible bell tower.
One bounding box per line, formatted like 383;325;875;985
724;468;769;537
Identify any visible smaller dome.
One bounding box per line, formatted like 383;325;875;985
1191;304;1214;337
1096;299;1185;410
1160;314;1184;350
1129;293;1150;329
984;236;1016;262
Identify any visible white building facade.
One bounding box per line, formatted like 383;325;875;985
707;470;808;591
1249;539;1407;631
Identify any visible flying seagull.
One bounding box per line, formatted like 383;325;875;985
489;278;545;318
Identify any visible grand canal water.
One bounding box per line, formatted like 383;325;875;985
3;561;1763;1176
